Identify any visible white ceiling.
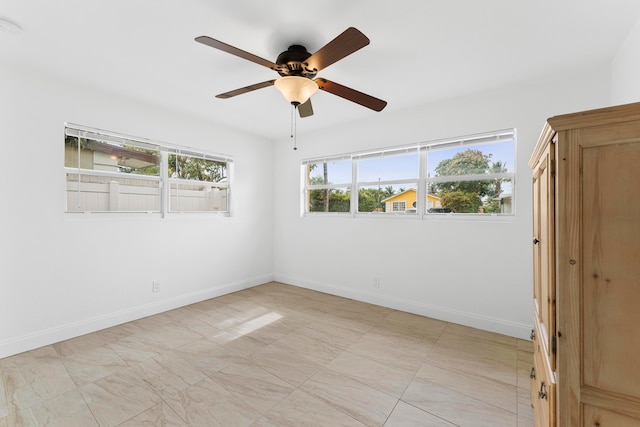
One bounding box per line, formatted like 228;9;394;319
2;0;639;141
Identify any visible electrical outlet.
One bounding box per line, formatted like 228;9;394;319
152;281;160;293
372;277;380;288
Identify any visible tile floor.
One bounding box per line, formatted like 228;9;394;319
0;282;534;426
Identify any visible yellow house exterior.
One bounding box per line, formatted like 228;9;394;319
381;189;441;212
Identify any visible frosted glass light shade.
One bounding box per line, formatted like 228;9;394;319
274;76;318;105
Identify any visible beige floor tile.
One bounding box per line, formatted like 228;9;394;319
250;342;322;387
276;331;344;366
13;389;98;427
428;344;518;387
0;371;8;418
107;333;169;365
96;322;145;343
518;357;535;390
143;322;204;349
378;310;447;343
346;330;431;371
79;367;161;427
173;338;244;376
62;345;128;385
414;361;517;412
132;312;175;332
435;325;518;365
402;375;517;427
209;359;295;414
224;311;292;342
517;336;534;350
162;377;261;427
385;401;455;426
301;369;398;426
208;329;269;356
53;333;107;357
517;386;535;426
2;353;77;410
295;320;366;350
0;283;534;427
255;389;367;427
131;351;206;395
118;402;187;427
326;351;417;398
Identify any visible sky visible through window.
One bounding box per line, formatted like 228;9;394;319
309;139;514;184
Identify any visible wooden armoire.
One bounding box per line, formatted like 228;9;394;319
529;102;640;426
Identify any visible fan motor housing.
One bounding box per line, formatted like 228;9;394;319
276;45;316;78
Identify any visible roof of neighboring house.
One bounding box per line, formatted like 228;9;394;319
381;189;441;203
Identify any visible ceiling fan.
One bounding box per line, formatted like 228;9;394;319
195;27;387;118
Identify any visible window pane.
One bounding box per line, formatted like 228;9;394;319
307;160;351;185
307;188;351;213
169;182;228;212
64;136;161;212
65;136;160;175
169;154;227;182
358;152;419;182
426;140;514;178
358;184;417;213
427;180;513;214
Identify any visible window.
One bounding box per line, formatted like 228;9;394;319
167;150;228;213
391;201;406;212
425;130;515;215
355;148;419;214
64;124;231;215
301;129;515;218
303;157;352;213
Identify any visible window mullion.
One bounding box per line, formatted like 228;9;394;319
160;151;168;218
351;158;358;217
418;148;427;218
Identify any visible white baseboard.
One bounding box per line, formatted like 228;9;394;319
274;274;533;340
0;274;273;359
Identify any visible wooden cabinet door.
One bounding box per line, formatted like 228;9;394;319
532;140;556;370
581;132;640;402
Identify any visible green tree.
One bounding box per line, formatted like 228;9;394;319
440;190;482;213
168;154;226;182
358;187;380;212
431;148;506;213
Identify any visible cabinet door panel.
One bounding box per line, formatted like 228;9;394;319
532;142;555;369
583;405;640;427
582;143;640;399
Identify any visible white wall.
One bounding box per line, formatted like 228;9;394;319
612;15;640;104
0;63;274;358
273;64;612;339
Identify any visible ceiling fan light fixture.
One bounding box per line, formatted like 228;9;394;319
274;76;318;106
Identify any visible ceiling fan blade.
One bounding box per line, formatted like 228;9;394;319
298;99;314;118
304;27;370;73
195;36;280;71
215;80;276;99
315;78;387;112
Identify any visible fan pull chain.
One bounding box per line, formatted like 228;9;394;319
290;104;298;150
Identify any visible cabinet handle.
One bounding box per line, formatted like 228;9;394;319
533;238;540;244
538;381;548;400
530;367;536;379
530;329;536;340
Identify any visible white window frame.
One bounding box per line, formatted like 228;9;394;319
301;155;353;215
301;128;516;220
64;123;233;217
